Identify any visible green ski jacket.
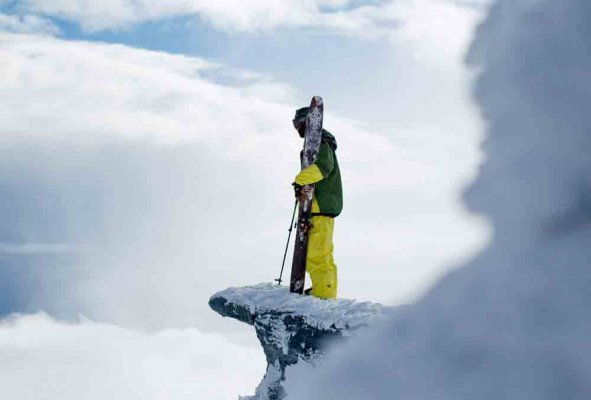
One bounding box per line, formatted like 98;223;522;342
294;130;343;217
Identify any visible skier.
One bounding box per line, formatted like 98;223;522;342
292;106;343;299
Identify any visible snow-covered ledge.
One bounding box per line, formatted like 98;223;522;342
209;283;387;400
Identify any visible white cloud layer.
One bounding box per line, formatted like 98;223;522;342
385;0;483;62
0;313;264;400
0;11;58;34
0;32;288;144
0;18;486;330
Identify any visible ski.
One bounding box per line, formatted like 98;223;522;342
290;96;324;294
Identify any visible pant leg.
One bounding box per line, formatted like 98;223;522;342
306;215;338;299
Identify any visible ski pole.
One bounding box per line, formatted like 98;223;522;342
275;200;298;286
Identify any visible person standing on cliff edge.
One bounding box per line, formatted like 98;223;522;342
292;106;343;299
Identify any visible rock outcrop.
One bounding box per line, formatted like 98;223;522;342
209;283;387;400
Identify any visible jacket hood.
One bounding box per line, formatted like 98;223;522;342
322;130;337;150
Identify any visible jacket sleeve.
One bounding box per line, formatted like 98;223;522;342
294;142;334;185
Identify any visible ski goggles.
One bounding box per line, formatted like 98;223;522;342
292;116;306;129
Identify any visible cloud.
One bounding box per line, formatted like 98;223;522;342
0;0;501;332
0;242;94;255
0;11;59;34
0;313;265;400
0;33;361;322
385;0;483;62
0;32;289;144
8;0;481;41
10;0;395;35
453;0;492;9
0;31;299;327
0;30;487;331
285;0;591;398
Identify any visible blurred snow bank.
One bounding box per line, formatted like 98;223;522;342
286;1;591;399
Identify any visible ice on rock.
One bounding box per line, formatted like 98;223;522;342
210;283;386;330
209;283;389;400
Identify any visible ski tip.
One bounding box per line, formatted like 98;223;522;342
311;96;323;107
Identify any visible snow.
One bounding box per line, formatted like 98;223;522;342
256;313;292;355
240;361;283;400
283;1;591;399
211;283;389;400
211;283;386;331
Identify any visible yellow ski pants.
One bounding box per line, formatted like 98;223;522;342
307;215;338;299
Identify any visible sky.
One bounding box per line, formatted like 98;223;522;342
0;0;492;398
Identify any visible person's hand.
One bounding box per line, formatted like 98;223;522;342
292;183;313;202
292;182;303;200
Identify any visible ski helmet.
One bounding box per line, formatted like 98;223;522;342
292;107;309;129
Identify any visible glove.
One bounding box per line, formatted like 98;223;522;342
292;182;303;198
292;182;313;202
